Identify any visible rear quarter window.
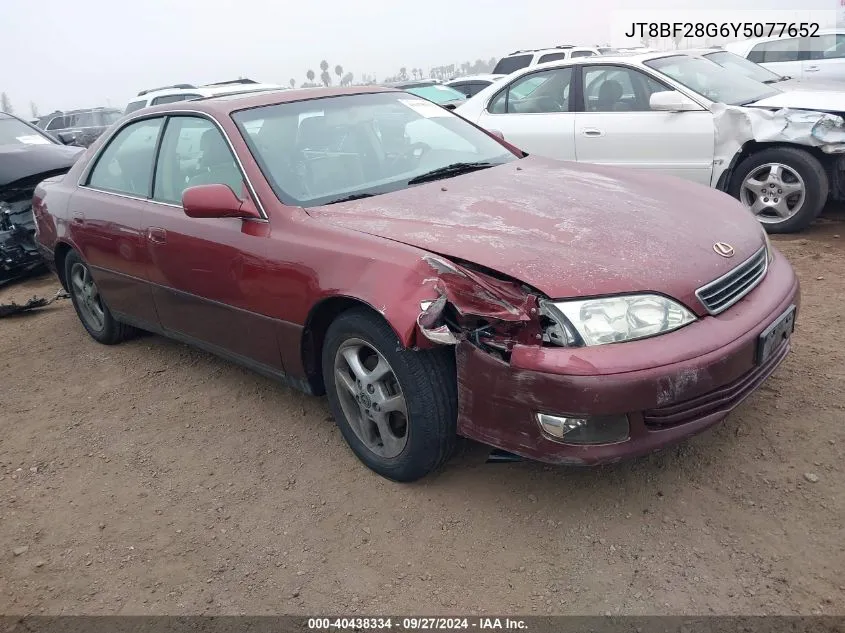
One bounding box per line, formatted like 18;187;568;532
493;54;533;74
124;100;148;114
538;52;568;63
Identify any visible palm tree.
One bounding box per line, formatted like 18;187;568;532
399;67;407;80
342;72;354;86
319;60;331;86
306;69;315;84
289;78;296;88
335;65;343;82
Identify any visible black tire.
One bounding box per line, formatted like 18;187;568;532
322;307;458;482
64;250;134;345
729;146;828;234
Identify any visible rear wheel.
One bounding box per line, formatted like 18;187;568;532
65;250;134;344
730;146;828;234
322;308;457;482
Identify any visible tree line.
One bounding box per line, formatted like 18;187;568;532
291;56;499;88
1;92;40;118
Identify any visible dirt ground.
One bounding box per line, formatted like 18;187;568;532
1;211;843;617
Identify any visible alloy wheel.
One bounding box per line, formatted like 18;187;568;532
70;263;106;332
333;338;409;459
740;162;806;224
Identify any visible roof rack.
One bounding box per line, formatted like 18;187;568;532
555;44;574;48
202;78;259;87
137;83;196;96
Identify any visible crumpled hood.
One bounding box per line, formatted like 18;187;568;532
749;89;845;113
306;156;766;309
0;143;84;189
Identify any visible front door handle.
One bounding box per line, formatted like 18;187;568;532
147;227;167;244
804;66;819;72
582;128;604;137
71;212;85;225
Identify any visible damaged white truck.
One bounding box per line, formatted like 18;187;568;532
456;50;845;233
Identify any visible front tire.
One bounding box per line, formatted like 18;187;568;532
322;307;457;482
730;146;828;234
65;250;134;345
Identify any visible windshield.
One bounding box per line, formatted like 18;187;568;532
405;84;466;105
703;51;783;83
0;117;55;145
233;91;516;207
645;55;780;105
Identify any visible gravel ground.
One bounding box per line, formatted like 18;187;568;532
1;212;843;616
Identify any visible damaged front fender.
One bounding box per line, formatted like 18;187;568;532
413;255;542;357
713;104;845;186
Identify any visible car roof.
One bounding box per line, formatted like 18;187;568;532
124;86;398;119
504;45;596;56
447;74;505;82
127;82;283;103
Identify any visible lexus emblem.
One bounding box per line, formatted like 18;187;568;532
713;242;735;258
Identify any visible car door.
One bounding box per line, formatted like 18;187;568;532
142;114;283;371
803;33;845;81
574;64;715;186
747;38;805;78
71;116;164;324
474;66;576;160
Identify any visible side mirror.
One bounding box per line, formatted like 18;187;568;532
182;184;261;219
649;90;701;112
488;129;505;141
57;131;79;145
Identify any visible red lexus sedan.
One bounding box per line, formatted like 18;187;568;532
32;87;799;481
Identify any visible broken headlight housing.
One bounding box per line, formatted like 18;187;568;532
541;294;696;347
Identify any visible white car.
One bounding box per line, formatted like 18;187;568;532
123;79;283;114
689;48;844;91
724;29;845;82
456;51;845;233
445;75;506;98
491;45;601;75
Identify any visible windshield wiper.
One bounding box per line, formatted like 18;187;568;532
323;192;376;205
407;161;496;186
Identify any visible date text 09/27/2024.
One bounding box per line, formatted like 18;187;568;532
307;617;528;630
624;22;821;39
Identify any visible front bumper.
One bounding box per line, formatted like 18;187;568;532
456;249;800;465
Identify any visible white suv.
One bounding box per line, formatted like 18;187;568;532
491;45;601;75
724;29;845;82
124;79;283;114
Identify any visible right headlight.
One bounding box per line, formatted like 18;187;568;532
541;294;696;347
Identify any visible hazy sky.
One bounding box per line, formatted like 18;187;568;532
0;0;836;114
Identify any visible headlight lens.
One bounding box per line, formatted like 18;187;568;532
543;294;696;347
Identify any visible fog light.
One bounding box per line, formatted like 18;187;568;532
536;413;630;445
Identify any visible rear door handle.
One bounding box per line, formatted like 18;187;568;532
582;128;604;137
147;227;167;244
804;65;820;72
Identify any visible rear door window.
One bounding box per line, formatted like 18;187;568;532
86;118;164;197
748;38;804;63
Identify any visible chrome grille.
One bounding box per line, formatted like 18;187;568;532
695;246;768;315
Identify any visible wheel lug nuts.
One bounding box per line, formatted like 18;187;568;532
367;385;374;394
763;197;769;202
373;404;380;412
774;198;779;202
778;189;782;194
